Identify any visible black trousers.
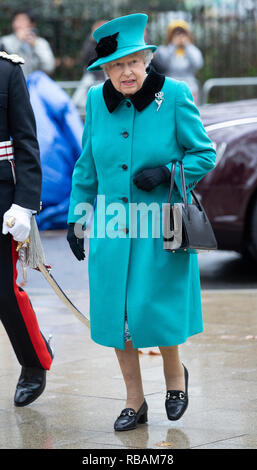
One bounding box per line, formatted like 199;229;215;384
0;169;53;370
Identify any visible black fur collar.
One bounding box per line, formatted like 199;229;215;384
102;67;165;113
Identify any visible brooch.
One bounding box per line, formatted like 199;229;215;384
155;91;164;111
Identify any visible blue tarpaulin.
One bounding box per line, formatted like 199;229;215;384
26;71;84;230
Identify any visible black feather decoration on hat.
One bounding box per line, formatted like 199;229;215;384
88;32;119;66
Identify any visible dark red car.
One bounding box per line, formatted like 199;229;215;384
197;99;257;262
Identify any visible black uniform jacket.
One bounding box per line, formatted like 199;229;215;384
0;57;42;212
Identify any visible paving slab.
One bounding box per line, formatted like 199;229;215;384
1;284;257;449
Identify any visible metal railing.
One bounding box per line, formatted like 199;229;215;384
200;77;257;105
57;76;257;111
56;80;82;94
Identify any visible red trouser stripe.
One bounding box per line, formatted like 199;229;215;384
11;239;52;370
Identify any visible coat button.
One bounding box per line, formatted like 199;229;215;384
122;164;128;170
122;197;128;202
123;227;129;234
122;131;129;138
126;101;131;108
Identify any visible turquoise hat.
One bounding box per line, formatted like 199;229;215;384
87;13;157;71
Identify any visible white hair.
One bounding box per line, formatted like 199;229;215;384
101;49;154;72
141;49;154;67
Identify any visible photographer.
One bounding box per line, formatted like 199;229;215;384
1;9;55;76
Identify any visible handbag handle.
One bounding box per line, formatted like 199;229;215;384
178;160;189;213
167;161;207;221
167;161;188;212
167;162;176;204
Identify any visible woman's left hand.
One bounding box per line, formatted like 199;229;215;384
67;223;86;261
133;166;171;192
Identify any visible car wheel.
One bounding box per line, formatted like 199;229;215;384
246;197;257;262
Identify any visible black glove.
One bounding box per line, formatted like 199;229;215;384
133;166;171;192
67;223;85;261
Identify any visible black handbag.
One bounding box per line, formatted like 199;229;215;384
163;161;217;253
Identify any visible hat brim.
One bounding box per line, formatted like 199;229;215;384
87;44;158;71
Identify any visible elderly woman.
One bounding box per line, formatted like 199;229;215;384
67;14;216;432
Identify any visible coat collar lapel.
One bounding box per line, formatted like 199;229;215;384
103;67;165;113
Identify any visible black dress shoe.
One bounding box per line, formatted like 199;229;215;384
165;364;189;421
14;366;46;407
114;399;148;431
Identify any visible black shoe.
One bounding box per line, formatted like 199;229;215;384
14;367;47;407
165;364;189;421
14;334;53;407
114;399;148;431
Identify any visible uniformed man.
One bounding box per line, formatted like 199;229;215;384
0;50;53;406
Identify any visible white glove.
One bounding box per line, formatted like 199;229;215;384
2;204;33;242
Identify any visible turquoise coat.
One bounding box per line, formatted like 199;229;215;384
68;73;216;350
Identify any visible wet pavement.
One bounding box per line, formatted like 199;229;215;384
0;230;257;450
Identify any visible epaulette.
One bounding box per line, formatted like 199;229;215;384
0;51;25;64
